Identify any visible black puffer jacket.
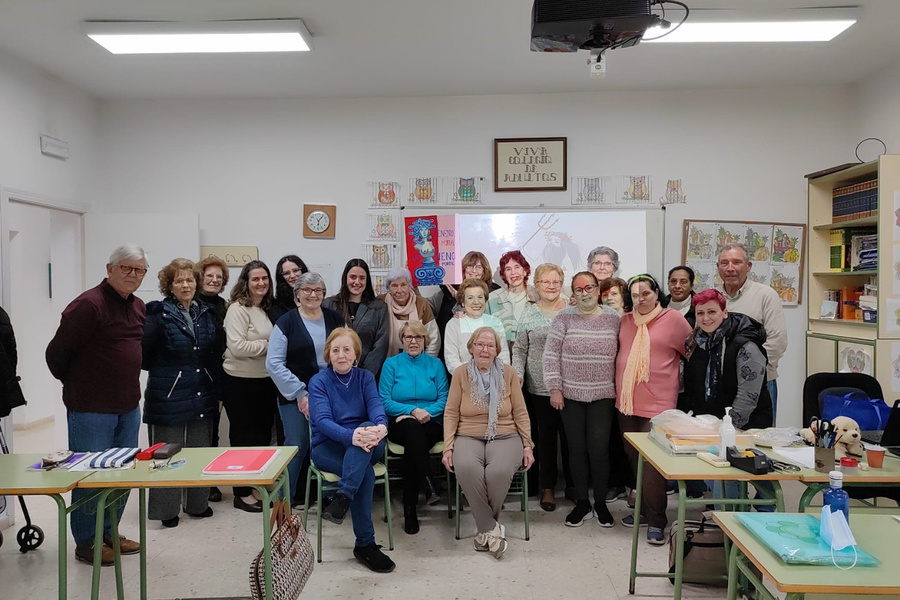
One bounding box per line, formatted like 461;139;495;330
141;299;218;426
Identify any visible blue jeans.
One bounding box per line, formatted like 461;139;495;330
67;407;141;546
311;424;385;548
278;402;309;501
706;479;776;513
767;380;778;425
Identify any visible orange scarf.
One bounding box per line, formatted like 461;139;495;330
619;304;662;415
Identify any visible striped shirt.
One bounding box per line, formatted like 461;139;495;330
542;306;620;402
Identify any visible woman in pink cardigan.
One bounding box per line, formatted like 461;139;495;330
615;274;691;546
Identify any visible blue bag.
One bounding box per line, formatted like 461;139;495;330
821;390;892;431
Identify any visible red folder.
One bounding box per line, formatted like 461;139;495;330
202;449;279;475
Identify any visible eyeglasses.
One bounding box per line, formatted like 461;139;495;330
203;274;223;281
573;284;598;295
149;457;186;472
298;288;325;296
473;342;496;351
402;335;425;342
464;265;484;273
115;265;148;276
282;268;303;278
537;280;562;287
591;261;614;269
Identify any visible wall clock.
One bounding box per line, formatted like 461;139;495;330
302;204;336;239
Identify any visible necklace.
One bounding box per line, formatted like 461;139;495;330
334;369;353;388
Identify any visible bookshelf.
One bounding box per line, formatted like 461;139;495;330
806;155;900;390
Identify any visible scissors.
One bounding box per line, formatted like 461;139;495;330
767;458;800;473
809;417;833;448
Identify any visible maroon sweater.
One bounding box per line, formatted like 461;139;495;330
46;279;146;414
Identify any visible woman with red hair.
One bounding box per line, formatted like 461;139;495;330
487;250;539;353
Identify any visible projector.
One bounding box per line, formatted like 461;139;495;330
531;0;662;52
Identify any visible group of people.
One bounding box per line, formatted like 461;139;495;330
40;238;787;573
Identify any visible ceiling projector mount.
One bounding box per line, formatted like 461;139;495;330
530;0;690;55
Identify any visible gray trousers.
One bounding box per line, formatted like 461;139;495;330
148;419;213;520
453;433;523;534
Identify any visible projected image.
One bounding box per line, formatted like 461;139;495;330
457;211;649;287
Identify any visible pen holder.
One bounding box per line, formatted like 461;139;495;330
814;446;835;473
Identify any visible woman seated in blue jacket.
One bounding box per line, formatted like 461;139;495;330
266;272;344;507
378;321;449;535
142;258;218;528
308;327;395;574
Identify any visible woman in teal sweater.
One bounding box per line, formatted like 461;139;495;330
378;321;449;534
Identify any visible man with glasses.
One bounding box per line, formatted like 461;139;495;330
46;244;149;565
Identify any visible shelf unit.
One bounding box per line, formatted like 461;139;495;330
806;155;900;387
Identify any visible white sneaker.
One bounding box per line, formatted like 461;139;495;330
487;523;507;559
474;531;490;552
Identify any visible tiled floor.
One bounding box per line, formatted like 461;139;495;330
2;422;801;600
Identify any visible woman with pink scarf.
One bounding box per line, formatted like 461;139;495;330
615;274;691;546
379;268;440;358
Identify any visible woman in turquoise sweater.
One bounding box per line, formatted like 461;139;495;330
379;321;449;534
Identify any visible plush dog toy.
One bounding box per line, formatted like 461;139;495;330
800;415;865;459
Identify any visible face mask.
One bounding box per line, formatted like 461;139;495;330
820;506;858;569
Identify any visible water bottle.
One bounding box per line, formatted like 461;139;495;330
718;407;736;460
823;470;850;522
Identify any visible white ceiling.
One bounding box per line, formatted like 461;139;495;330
1;0;899;100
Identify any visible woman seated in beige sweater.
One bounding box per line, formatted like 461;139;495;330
442;326;534;560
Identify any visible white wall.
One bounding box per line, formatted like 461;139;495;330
94;87;855;427
853;58;900;156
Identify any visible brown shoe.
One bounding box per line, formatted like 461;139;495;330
104;534;140;555
540;489;557;512
75;542;115;566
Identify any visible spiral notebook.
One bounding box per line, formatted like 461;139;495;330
202;449;279;475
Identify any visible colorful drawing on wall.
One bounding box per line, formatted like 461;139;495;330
892;343;900;392
659;179;687;205
772;226;803;263
372;273;388;296
686;222;716;260
449;177;482;204
886;299;900;335
770;264;799;305
368;213;398;242
370;181;401;208
837;341;874;376
687;261;718;293
571;176;612;205
404;216;446;286
408;177;439;204
894;191;900;242
619;175;652;204
682;220;806;305
893;244;900;294
748;263;771;287
370;245;392;269
716;223;744;255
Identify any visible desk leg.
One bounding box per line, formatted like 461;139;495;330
107;498;125;600
256;470;289;600
51;494;68;600
139;488;147;600
726;539;740;600
798;482;825;513
628;453;644;595
673;482;687;600
90;489;112;600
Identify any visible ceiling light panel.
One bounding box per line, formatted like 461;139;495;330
84;19;312;54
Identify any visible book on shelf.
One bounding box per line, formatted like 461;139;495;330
831;179;878;222
828;227;876;272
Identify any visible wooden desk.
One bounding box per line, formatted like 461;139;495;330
78;446;296;600
713;512;900;599
0;453;94;600
624;433;802;600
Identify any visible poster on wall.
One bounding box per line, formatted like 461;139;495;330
404;215;447;286
891;342;900;393
681;220;806;305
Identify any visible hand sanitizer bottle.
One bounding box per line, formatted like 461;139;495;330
823;470;850;522
718;407;736;460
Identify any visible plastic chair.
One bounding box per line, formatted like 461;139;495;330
802;372;884;427
454;468;530;541
302;435;394;563
385;440;454;518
